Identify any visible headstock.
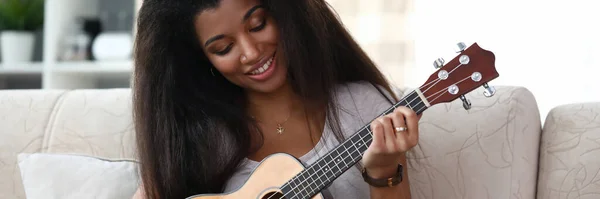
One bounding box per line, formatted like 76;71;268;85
419;42;498;109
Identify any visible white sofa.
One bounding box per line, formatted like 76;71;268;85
1;86;599;199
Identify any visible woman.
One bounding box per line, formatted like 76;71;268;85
132;0;421;198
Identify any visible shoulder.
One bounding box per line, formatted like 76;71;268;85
333;80;406;109
335;80;404;100
331;81;405;125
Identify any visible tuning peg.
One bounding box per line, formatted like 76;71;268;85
460;95;471;110
455;42;467;53
483;83;496;97
433;58;445;69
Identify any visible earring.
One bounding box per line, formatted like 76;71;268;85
210;68;215;76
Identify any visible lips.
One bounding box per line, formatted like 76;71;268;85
249;56;274;75
246;52;276;75
245;51;277;82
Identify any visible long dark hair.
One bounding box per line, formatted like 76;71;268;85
133;0;397;198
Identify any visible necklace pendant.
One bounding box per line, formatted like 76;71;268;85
276;124;284;134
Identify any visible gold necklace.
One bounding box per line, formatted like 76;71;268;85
277;113;292;135
276;114;291;135
252;112;292;135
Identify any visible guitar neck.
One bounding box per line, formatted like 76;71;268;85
280;89;430;198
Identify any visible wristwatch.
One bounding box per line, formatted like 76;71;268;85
362;164;403;188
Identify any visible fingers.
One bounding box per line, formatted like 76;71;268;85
369;106;420;155
390;109;409;148
377;116;396;149
393;107;419;147
369;121;385;152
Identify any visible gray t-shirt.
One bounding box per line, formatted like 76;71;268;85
223;81;403;199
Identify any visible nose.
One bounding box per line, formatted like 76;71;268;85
239;34;260;65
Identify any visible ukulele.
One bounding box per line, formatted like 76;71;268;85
186;42;499;199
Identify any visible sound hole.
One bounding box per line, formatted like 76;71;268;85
261;191;285;199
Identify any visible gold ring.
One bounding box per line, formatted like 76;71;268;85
395;127;407;133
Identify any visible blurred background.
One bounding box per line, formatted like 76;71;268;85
327;0;599;121
0;0;598;121
0;0;136;91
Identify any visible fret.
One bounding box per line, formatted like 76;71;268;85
342;141;355;169
296;175;304;186
359;131;370;152
307;177;316;195
334;147;347;169
350;134;365;155
322;155;336;176
413;101;426;115
404;98;413;109
364;127;374;146
345;139;360;162
301;172;313;194
313;165;324;188
281;181;294;198
317;160;330;184
405;92;417;108
297;175;308;197
307;167;318;192
333;146;344;170
408;95;422;112
281;90;431;199
360;128;372;147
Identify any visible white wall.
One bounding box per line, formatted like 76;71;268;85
407;0;600;122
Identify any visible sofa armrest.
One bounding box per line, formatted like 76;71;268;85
406;86;542;199
537;102;600;199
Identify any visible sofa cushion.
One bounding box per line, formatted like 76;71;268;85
537;102;600;199
0;89;135;199
17;153;139;199
407;86;542;199
43;89;136;159
0;90;67;199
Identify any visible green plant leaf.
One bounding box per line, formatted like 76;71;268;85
0;0;44;31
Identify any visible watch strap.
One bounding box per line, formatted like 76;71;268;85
362;164;403;188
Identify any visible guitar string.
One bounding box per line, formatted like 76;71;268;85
268;88;415;194
413;62;471;104
281;62;468;198
285;81;479;199
426;76;473;103
279;90;428;199
416;62;463;93
275;64;470;199
420;63;464;95
281;72;472;199
279;83;459;199
280;98;431;199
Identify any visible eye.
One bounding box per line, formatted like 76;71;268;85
250;18;267;32
215;44;233;56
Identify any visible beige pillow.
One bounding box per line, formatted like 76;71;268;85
17;153;140;199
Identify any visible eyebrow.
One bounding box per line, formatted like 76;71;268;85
243;5;264;22
204;5;265;48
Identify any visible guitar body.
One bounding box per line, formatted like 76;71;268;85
186;153;324;199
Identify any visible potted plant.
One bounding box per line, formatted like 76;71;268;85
0;0;44;64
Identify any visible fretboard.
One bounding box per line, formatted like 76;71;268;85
280;90;429;199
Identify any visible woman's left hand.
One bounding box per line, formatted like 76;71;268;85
362;106;421;178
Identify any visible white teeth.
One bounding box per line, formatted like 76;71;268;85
250;57;274;75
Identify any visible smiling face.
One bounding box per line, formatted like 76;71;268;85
195;0;287;94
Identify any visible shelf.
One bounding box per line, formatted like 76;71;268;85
52;60;133;74
1;0;139;90
0;63;44;76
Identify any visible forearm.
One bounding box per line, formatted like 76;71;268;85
370;185;408;199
